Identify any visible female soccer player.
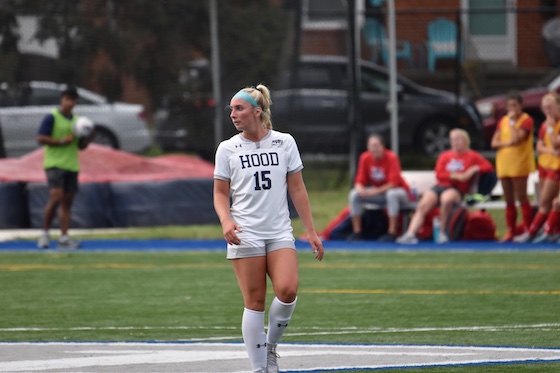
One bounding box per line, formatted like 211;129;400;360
514;92;560;242
490;91;535;241
213;84;324;373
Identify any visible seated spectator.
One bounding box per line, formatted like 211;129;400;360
396;129;494;244
514;92;560;242
347;134;413;242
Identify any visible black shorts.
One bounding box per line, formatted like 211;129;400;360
45;168;79;193
431;185;462;199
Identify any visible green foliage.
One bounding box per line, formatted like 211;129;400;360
0;0;290;108
218;0;290;93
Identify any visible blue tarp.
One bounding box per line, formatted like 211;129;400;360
25;179;217;229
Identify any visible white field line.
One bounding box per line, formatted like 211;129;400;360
1;342;560;373
2;323;560;342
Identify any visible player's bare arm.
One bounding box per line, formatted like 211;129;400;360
287;171;324;261
213;179;241;245
37;134;74;146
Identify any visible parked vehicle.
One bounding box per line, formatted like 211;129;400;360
475;72;560;147
0;81;152;157
154;55;484;159
270;55;484;156
154;59;215;160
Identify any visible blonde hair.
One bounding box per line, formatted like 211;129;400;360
542;91;560;107
239;84;273;130
450;128;471;148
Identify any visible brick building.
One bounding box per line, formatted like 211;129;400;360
300;0;560;70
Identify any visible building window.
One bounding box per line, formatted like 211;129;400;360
303;0;364;30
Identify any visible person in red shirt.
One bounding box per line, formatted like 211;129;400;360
348;134;413;242
397;129;494;244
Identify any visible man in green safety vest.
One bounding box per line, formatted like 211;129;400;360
36;86;94;249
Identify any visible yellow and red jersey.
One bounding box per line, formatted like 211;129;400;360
495;113;535;178
537;119;560;171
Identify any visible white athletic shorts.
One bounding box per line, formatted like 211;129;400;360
226;230;296;259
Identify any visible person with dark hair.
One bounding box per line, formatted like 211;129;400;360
36;85;93;249
347;133;412;242
213;84;324;373
491;91;536;241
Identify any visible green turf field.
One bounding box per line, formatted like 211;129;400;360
1;250;559;372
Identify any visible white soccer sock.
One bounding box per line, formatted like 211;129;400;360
242;308;267;371
267;296;297;345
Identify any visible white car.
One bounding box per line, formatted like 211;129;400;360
0;81;152;157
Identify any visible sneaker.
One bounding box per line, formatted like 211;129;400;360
436;232;449;244
378;233;397;242
37;235;50;249
396;232;418;244
500;231;515;242
533;233;560;243
57;238;81;249
266;343;279;373
464;193;489;206
513;231;532;243
346;232;362;242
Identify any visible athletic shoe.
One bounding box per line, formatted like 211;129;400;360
396;232;418;244
346;232;362;242
464;193;488;206
500;231;515;242
37;235;50;249
57;238;81;249
513;231;532;243
533;233;560;243
267;343;279;373
378;233;396;242
437;232;449;244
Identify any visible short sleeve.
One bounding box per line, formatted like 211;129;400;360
285;135;303;174
213;142;231;181
37;114;55;136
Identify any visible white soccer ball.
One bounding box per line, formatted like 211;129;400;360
73;116;95;138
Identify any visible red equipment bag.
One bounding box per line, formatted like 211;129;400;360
446;204;469;241
462;209;497;241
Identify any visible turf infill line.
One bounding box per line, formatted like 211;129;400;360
0;342;559;372
1;323;559;335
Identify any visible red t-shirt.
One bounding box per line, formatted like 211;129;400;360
435;150;494;194
354;149;410;193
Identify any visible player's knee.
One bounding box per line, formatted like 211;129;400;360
275;283;298;303
245;297;266;311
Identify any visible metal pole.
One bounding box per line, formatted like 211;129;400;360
387;0;398;155
209;0;223;148
348;0;362;186
455;9;462;125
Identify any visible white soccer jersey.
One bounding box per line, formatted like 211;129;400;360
214;130;303;238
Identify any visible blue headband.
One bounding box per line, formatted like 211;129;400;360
232;91;259;108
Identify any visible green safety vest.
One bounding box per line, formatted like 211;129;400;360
43;109;79;172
